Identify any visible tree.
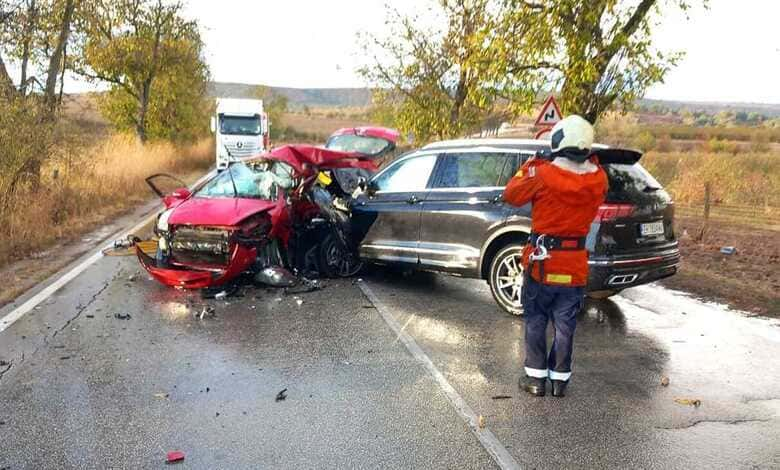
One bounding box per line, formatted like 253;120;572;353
363;0;701;136
1;0;79;106
360;0;547;142
504;0;702;123
43;0;74;109
76;0;209;142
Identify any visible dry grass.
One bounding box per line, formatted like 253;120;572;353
0;134;212;266
280;111;377;142
641;150;780;207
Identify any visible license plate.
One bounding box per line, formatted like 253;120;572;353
640;221;665;236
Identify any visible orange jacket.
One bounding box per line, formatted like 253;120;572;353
503;156;607;286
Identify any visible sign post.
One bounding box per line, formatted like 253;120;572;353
533;95;562;139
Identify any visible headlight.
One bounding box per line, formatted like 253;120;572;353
157;209;174;232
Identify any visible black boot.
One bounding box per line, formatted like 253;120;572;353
520;376;546;397
551;380;568;397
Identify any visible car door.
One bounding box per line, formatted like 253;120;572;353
351;153;439;266
418;151;520;276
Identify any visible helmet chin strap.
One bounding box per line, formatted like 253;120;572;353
553;148;590;164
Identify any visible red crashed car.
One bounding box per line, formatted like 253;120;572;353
137;128;398;289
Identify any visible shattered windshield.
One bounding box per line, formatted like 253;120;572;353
195;161;295;200
220;115;262;135
325;135;392;156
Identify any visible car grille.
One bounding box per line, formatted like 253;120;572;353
171;227;231;266
225;141;260;158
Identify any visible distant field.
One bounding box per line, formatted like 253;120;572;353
280;111;375;142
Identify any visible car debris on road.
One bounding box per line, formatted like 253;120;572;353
166;450;185;463
276;388;288;402
674;398;702;407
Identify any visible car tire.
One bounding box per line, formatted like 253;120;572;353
319;232;363;278
489;244;526;316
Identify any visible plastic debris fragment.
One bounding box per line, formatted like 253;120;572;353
166;450;185;463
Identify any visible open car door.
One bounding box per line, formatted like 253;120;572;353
145;174;192;209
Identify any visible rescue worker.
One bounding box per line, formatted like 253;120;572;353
503;115;608;398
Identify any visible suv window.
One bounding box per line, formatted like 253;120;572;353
373;154;437;192
435;153;519;189
605;163;665;202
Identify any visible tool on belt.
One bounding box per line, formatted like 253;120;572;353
525;233;586;285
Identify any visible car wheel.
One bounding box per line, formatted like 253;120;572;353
489;244;525;316
319;233;363;278
586;290;618;300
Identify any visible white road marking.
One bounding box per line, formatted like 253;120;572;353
0;171;214;334
359;282;522;470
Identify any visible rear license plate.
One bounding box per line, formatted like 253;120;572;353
640;221;665;236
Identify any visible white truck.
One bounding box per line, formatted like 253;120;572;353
210;98;270;171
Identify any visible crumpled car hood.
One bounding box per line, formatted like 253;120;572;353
247;144;378;177
168;197;277;227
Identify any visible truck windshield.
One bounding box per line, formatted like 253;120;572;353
220;115;261;136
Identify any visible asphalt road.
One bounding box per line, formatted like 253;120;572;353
1;237;780;469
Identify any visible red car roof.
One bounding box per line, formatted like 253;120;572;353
328;127;400;143
247;144;377;176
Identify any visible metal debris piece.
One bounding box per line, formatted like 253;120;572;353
153;393;170;399
255;266;297;287
284;277;322;295
275;388;288;402
491;395;512;400
478;415;486;429
113;238;134;249
114;313;132;320
201;284;239;300
166;450;185;463
674;398;701;407
197;306;215;320
661;377;670;387
720;246;737;255
86;314;94;319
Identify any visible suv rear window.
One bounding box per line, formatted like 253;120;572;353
605;163;664;202
434;153;519;188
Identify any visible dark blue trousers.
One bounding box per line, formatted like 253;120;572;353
521;276;585;382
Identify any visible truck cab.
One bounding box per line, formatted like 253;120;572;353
210;98;270;171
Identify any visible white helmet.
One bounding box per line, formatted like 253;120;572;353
550;115;594;154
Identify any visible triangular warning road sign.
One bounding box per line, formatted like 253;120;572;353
534;96;562;127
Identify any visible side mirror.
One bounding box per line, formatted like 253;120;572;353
162;187;192;209
261;114;269;134
210;116;216;134
170;188;191;199
367;179;380;195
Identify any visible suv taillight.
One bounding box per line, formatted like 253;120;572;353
595;204;635;222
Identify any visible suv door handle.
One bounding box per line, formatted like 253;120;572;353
406;195;420;205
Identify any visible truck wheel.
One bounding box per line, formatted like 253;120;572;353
489;244;525;316
319;233;363;278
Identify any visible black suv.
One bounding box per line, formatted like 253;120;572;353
350;138;680;315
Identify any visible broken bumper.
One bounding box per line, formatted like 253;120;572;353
136;244;257;289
